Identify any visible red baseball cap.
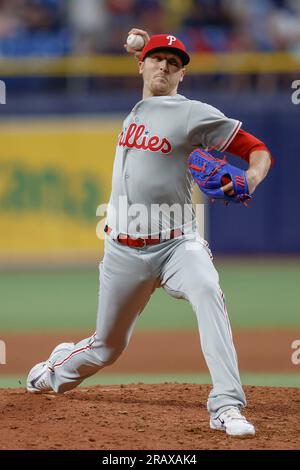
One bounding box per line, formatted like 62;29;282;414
140;34;190;66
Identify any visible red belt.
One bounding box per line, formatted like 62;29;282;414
104;225;183;248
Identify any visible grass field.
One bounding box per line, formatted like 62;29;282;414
0;259;299;331
1;373;300;389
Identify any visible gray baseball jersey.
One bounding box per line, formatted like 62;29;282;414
34;92;247;420
107;93;241;236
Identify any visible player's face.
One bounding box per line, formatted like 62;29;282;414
139;50;186;97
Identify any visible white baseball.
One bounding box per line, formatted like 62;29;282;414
126;33;145;51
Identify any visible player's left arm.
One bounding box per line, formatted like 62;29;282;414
246;149;272;194
222;128;273;195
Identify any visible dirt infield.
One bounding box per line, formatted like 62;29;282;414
2;328;300;374
0;384;299;450
1;329;299;449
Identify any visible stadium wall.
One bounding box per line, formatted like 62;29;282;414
0;91;299;258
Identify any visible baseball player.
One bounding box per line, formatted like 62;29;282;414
27;29;272;437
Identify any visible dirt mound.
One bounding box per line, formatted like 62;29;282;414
0;384;299;450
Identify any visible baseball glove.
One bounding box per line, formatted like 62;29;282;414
188;148;251;205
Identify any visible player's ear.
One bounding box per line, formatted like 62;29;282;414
138;61;144;75
180;67;186;82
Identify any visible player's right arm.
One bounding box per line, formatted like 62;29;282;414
124;28;150;58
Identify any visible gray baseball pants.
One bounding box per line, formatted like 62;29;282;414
48;234;246;418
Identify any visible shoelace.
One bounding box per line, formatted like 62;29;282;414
221;408;246;422
37;378;49;390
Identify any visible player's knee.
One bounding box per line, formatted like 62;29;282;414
99;351;121;366
188;276;219;300
202;278;219;296
93;344;124;366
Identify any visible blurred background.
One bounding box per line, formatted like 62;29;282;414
0;0;299;389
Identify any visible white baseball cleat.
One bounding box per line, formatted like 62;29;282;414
26;342;74;393
26;362;51;393
210;407;255;437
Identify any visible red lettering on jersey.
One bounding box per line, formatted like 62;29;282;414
118;123;172;154
126;123;137;147
161;138;172;153
148;136;160;150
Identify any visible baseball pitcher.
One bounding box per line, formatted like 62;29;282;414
27;29;272;437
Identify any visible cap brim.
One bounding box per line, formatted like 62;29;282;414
142;47;190;66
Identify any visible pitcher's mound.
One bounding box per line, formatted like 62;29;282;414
0;384;299;450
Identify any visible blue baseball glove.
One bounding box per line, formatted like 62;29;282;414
188;148;251;205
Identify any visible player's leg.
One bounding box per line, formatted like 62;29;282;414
160;235;246;417
31;237;157;393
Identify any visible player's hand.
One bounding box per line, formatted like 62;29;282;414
221;180;234;197
221;168;258;196
124;28;150;59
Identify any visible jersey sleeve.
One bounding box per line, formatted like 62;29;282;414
187;100;241;151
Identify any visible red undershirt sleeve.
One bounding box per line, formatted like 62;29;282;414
226;129;274;165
